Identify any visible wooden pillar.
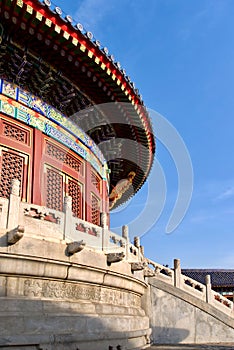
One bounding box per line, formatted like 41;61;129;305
85;161;92;223
32;129;44;205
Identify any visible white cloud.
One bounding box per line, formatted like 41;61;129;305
216;187;234;200
190;213;215;224
74;0;115;34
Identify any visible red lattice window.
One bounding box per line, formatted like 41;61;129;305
3;122;28;144
46;141;82;173
68;178;82;218
46;168;63;211
91;170;101;193
91;194;100;226
0;150;24;198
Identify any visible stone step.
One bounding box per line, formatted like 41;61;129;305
149;345;234;350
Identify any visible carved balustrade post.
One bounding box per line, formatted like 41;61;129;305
122;225;129;240
122;225;129;260
7;179;20;230
134;236;140;248
134;236;141;262
101;212;109;251
100;212;108;229
205;274;212;304
64;196;72;240
174;258;181;288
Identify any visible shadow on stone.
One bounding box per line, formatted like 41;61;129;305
151;326;190;344
150;344;234;350
0;232;8;247
0;297;149;350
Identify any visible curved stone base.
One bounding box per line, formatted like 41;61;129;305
0;294;150;350
0;230;151;350
0;297;150;349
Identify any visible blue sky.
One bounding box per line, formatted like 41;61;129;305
51;0;234;268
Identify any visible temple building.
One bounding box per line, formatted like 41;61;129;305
0;0;155;349
0;0;155;222
1;1;234;349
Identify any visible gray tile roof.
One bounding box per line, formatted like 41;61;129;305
182;269;234;288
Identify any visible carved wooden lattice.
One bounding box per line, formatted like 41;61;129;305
0;150;24;198
91;194;100;226
3;122;28;144
46;168;63;211
46;142;82;173
68;179;82;218
91;170;101;192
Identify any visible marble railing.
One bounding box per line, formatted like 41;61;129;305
107;229;140;262
0;197;8;229
1;180;143;263
146;258;174;284
145;257;234;318
3;180;232;317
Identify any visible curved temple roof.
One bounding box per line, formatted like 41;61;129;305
0;0;155;208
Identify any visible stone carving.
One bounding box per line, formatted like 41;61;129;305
131;262;146;271
134;236;140;248
7;225;24;244
24;279;43;297
110;235;125;247
24;206;60;224
154;266;161;275
66;240;86;255
24;279;100;301
129;245;137;256
75;221;100;237
23;278;141;307
144;267;155;277
107;252;125;263
88;227;99;236
75;222;86;232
